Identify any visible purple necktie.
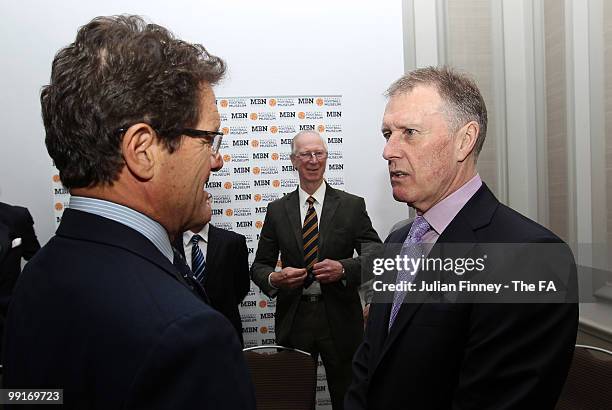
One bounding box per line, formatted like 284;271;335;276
388;216;431;330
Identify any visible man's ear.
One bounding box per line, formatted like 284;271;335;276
121;123;158;181
455;121;479;162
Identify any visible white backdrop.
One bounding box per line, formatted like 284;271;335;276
0;0;407;245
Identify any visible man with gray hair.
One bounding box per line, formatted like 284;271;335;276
251;130;381;409
345;66;577;409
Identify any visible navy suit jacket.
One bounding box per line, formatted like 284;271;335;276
175;224;251;346
345;184;578;410
2;209;255;410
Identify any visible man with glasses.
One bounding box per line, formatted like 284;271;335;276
174;191;251;346
251;130;381;409
2;15;254;409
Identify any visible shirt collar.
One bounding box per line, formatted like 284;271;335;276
183;224;210;247
298;180;327;206
422;174;482;235
68;196;174;262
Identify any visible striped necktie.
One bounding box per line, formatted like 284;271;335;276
172;247;210;304
388;216;431;330
302;196;319;288
190;234;207;284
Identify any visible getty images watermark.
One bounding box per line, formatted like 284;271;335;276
360;242;584;304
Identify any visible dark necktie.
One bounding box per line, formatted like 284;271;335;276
172;247;210;304
190;234;207;284
302;196;319;288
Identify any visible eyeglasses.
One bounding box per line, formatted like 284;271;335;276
116;126;224;154
294;151;328;161
173;128;224;154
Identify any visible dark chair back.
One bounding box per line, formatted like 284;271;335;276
556;344;612;410
243;345;316;410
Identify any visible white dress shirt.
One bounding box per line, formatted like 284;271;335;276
182;224;210;270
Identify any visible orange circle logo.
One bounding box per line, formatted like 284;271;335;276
272;180;280;188
223;154;231;162
224;182;232;189
316;98;324;106
298;112;305;119
254;194;262;202
260;326;268;334
222;127;229;135
251;140;259;148
52;174;61;183
250;113;258;120
259;300;268;308
252;167;261;175
255;221;263;229
271;153;279;161
318;124;325;133
54;202;63;211
269;98;277;107
220;99;229;108
225;209;234;217
270;126;278;134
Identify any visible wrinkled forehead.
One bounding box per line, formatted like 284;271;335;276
383;86;446;127
294;132;326;151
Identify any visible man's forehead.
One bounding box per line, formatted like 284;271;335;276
383;86;444;123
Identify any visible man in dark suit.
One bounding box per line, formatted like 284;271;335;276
0;202;40;357
251;130;381;410
175;191;250;345
2;15;254;409
0;202;40;310
345;67;578;409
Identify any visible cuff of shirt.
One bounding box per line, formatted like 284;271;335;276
268;272;279;290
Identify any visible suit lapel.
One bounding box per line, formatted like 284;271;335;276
318;183;339;255
283;189;303;257
373;183;499;373
206;224;220;268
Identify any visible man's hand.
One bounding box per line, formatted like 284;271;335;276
270;267;307;289
363;304;370;329
312;259;344;284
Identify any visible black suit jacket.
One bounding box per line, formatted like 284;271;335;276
251;184;381;360
175;224;250;345
2;208;255;410
345;184;578;410
0;202;40;311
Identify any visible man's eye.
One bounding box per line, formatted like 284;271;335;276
382;131;391;140
405;128;417;136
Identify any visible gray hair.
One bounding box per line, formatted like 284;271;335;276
290;130;328;156
386;66;488;158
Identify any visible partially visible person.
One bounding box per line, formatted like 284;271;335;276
0;201;40;357
0;202;40;308
251;130;382;410
2;15;254;409
174;191;250;345
345;67;578;410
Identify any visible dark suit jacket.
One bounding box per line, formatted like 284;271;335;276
251;183;381;360
345;183;578;410
175;224;250;346
0;202;40;311
2;208;255;410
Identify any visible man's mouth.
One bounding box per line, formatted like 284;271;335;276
390;170;409;178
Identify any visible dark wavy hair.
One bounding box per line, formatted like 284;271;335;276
42;15;226;189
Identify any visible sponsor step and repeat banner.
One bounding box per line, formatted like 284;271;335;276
51;95;345;409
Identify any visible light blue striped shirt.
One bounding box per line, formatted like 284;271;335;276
68;196;174;262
